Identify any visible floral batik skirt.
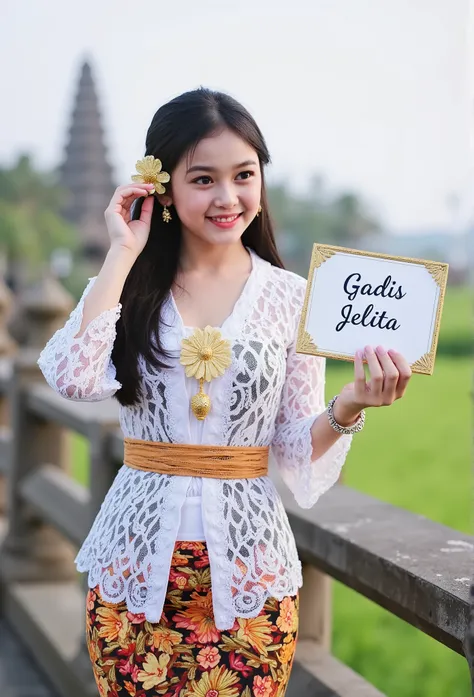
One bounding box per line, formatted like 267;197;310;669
86;541;299;697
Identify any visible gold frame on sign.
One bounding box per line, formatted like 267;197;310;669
295;243;449;375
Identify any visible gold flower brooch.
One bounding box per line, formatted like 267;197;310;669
179;327;232;420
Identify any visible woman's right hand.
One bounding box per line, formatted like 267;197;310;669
104;183;157;258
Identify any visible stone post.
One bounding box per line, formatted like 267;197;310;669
21;272;74;351
0;274;17;359
0;275;18;512
0;274;76;582
1;352;77;581
298;564;332;650
297;431;347;651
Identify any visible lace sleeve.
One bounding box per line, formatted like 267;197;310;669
271;280;352;509
37;277;122;402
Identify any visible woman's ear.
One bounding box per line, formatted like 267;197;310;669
157;193;173;207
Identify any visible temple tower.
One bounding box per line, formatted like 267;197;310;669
59;60;115;259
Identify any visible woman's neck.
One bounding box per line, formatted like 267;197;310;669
178;239;250;275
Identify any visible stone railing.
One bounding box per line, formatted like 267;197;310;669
0;274;472;697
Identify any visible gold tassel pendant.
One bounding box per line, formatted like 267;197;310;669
190;378;212;421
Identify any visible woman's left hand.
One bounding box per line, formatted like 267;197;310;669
334;345;412;423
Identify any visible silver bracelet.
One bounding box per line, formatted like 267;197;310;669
327;395;365;435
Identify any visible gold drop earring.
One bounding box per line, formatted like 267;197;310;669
256;205;262;217
162;205;172;223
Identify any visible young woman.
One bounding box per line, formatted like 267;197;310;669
38;88;411;697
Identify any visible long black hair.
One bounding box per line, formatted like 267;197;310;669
112;87;284;406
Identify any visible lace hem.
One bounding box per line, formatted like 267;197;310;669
75;466;191;621
273;413;352;508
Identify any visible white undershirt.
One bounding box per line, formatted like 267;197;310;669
176;493;205;540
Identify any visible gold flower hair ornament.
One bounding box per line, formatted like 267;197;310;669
132;155;170;194
180;327;232;420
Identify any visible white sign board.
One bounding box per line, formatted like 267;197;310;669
296;244;448;374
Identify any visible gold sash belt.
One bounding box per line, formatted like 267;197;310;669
123;438;269;479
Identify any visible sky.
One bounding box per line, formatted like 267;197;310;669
2;0;472;232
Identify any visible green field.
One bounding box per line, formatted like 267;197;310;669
435;285;472;353
72;285;472;696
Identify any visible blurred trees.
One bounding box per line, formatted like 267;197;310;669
268;176;382;274
0;154;78;289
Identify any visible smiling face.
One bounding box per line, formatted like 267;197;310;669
164;128;262;248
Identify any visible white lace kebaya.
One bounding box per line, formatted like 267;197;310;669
37;248;352;630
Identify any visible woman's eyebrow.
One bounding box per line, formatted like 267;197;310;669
186;159;257;174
